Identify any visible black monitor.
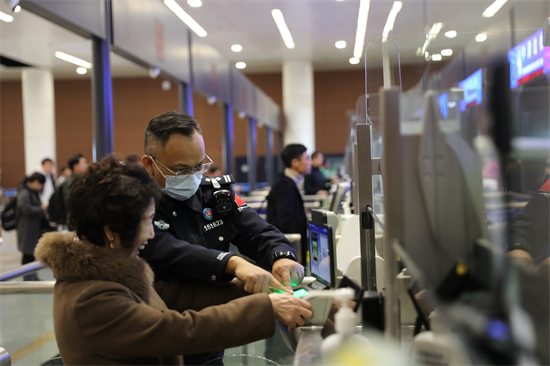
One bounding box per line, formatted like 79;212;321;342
308;221;335;288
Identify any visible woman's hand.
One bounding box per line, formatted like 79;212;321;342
269;293;313;329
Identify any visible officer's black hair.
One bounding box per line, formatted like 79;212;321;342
144;111;203;155
281;144;308;168
41;158;53;166
68;153;84;172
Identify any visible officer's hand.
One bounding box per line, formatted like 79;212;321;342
269;293;313;329
272;258;304;291
225;256;291;294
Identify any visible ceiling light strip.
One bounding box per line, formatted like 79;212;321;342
271;9;295;49
482;0;507;18
421;22;444;55
353;0;371;58
164;0;207;37
54;52;92;68
0;11;14;23
382;1;403;39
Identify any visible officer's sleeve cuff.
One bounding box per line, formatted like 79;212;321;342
211;252;236;283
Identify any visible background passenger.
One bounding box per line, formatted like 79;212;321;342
35;157;312;366
16;172;46;280
266;144;311;264
304;151;332;195
55;166;71;187
39;158;56;206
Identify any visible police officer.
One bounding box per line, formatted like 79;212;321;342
139;111;305;365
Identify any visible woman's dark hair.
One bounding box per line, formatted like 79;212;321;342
67;156;160;247
24;172;46;185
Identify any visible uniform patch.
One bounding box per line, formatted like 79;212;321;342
235;194;246;207
203;219;224;233
154;220;170;230
203;207;214;221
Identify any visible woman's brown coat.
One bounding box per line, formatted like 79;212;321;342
35;232;275;365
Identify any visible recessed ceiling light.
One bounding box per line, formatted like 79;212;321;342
13;5;21;13
164;0;207;37
335;41;346;49
236;62;246;69
476;33;487;42
231;44;243;52
445;30;457;38
55;51;93;68
187;0;202;7
271;9;295;49
432;54;442;61
441;49;453;56
353;0;371;58
349;57;360;64
482;0;507;18
0;11;14;22
76;67;87;75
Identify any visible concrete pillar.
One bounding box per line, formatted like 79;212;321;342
21;69;56;174
282;61;315;151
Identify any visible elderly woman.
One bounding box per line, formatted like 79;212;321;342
35;157;312;365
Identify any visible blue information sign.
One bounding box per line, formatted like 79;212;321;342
508;29;550;88
458;69;482;111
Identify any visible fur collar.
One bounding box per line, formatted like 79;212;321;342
35;232;153;304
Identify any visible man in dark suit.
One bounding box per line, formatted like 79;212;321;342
266;144;312;265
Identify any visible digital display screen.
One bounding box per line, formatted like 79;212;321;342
308;222;332;287
458;69;483;111
508;29;550;89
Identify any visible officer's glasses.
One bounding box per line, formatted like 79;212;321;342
149;154;213;177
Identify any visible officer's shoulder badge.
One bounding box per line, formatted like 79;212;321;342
203;207;214;221
201;175;236;186
154;220;170;230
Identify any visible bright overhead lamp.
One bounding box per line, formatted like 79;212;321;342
353;0;371;58
441;49;453;56
420;22;444;55
335;41;347;49
445;30;457;38
231;44;243;52
13;5;21;13
431;54;442;61
55;51;92;68
235;62;246;69
76;67;87;75
382;1;403;39
271;9;295;49
187;0;202;7
349;57;360;64
476;33;488;42
482;0;507;18
0;11;14;22
164;0;207;37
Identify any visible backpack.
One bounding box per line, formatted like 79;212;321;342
1;198;17;231
48;185;67;225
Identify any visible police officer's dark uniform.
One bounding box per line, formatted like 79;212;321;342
139;174;297;365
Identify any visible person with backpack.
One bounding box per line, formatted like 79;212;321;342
16;172;47;280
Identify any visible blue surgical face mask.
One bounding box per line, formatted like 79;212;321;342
152;159;202;201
